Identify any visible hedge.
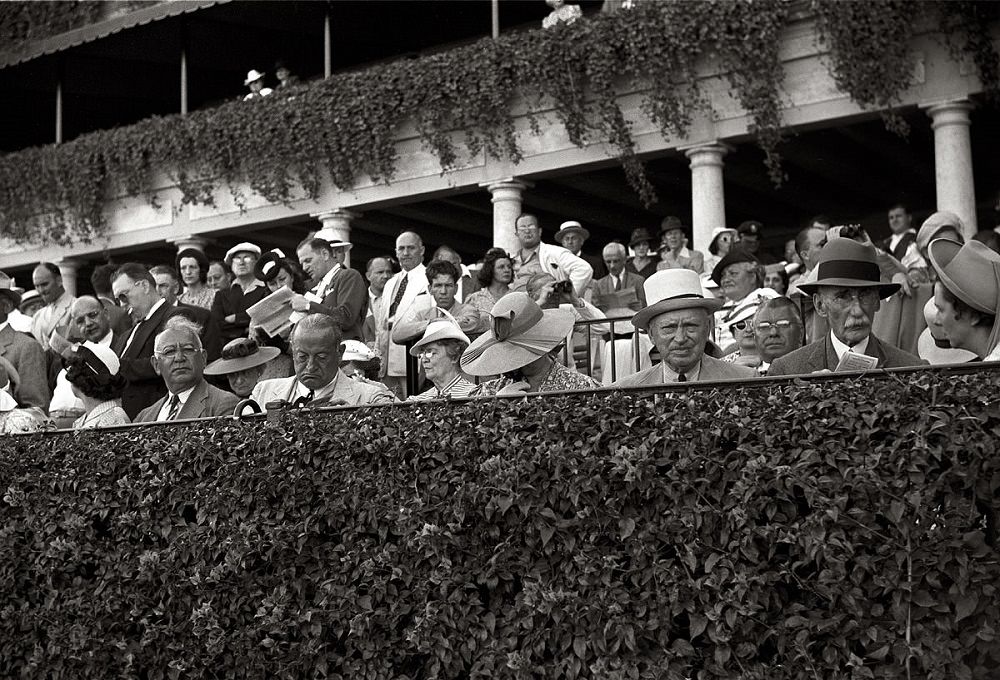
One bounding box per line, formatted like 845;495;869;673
1;368;999;679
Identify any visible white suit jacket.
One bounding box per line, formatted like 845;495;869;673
536;243;593;296
374;264;433;377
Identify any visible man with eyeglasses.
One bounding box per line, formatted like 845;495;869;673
211;242;268;344
750;297;804;375
135;318;238;423
510;213;593;297
769;238;925;376
111;262;178;418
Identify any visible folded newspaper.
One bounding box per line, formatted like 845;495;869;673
246;288;313;337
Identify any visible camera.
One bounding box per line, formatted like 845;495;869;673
552;280;573;295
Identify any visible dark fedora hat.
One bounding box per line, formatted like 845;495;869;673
710;246;760;285
796;237;900;298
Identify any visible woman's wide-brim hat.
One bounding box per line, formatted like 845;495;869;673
628;227;655;248
461;292;574;376
554;220;590;244
410;319;471;356
205;338;280;375
928;238;1000;315
795;237;900;298
632;269;722;331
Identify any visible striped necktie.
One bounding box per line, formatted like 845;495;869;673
165;394;181;420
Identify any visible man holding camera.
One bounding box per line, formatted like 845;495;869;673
510;213;593;296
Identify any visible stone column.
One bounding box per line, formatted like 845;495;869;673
682;142;731;253
482;178;532;255
167;234;211;253
312;209;358;267
55;259;81;297
923;99;977;237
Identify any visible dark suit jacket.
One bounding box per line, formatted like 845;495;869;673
591;271;647;312
0;324;50;409
168;303;222;361
306;267;368;340
768;333;927;377
134;378;239;423
114;301;175;419
211;282;269;345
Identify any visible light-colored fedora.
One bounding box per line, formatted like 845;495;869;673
928;238;1000;315
244;69;266;86
632;269;722;331
554;220;590;244
410;319;471;356
204;338;280;376
224;242;262;265
313;228;354;251
461;292;574;376
796;237;900;298
916;211;964;253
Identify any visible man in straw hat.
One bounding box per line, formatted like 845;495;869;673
461;292;600;395
927;238;1000;362
0;271;49;409
612;270;755;386
554;220;606;280
768;238;925;376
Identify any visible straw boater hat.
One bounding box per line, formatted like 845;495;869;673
632;269;722;331
224;242;262;266
0;272;24;307
916;211;964;254
18;289;41;311
313;228;354;251
460;292;574;376
244;69;266;86
204;338;280;376
795;237;900;298
554;221;590;245
410;319;471;356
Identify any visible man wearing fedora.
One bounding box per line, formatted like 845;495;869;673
768;238;925;376
657;216;704;274
211;242;269;345
554;220;607;280
293;235;368;341
612;270;756;386
511;214;593;297
0;272;50;409
927;238;1000;362
135;318;239;423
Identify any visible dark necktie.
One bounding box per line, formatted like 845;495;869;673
165;394;181;420
677;372;687;382
616;276;623;291
388;273;409;319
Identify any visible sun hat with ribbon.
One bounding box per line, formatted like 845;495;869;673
76;341;121;376
795;237;900;298
204;338;280;376
410;319;471;356
916;211;964;254
244;69;266;86
632;269;722;331
461;292;574;376
224;242;262;266
554;221;590;245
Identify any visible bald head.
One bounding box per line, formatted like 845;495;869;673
32;263;65;304
395;231;425;272
71;296;111;343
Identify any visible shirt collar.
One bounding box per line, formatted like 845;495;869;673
98;330;113;346
143;298;166;322
296;371;342;400
169;384;198;404
0;321;8;333
661;359;702;383
233;279;264;294
517;245;540;262
829;331;870;362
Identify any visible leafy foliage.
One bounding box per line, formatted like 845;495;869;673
0;1;102;54
0;1;998;246
1;369;999;679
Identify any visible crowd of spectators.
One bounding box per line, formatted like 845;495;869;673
2;203;1000;434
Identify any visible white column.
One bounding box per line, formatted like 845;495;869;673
312;209;358;267
56;259;81;297
923;99;977;238
682;142;731;253
167;234;210;253
482;178;532;255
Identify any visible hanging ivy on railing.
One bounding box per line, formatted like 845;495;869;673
0;0;998;247
0;1;102;55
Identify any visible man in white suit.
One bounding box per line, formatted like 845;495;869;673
374;231;434;397
251;314;394;410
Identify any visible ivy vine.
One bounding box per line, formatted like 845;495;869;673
0;1;997;247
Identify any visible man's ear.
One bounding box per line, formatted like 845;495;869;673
812;293;829;319
150;355;162;377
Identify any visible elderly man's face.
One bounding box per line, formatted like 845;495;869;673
292;327;343;389
561;232;584;254
604;251;625;277
515;216;542;250
648;307;710;374
719;262;758;302
152;328;206;394
207;263;231;291
395;233;425;272
297;245;333;283
229;251;258;279
112;274;157;324
753;305;803;363
71;298;111;343
815;286;880;347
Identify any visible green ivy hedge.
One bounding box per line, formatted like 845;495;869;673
1;369;998;679
0;1;997;247
0;1;102;55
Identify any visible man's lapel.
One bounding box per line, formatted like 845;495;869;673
123;302;172;359
865;335;888;367
819;335;838;372
178;380;209;419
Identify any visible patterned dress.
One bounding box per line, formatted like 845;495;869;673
73;399;131;429
178;287;217;310
472;360;600;396
408;375;478;401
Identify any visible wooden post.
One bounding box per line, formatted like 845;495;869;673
55;58;63;144
324;8;332;78
491;0;499;38
180;20;188;114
